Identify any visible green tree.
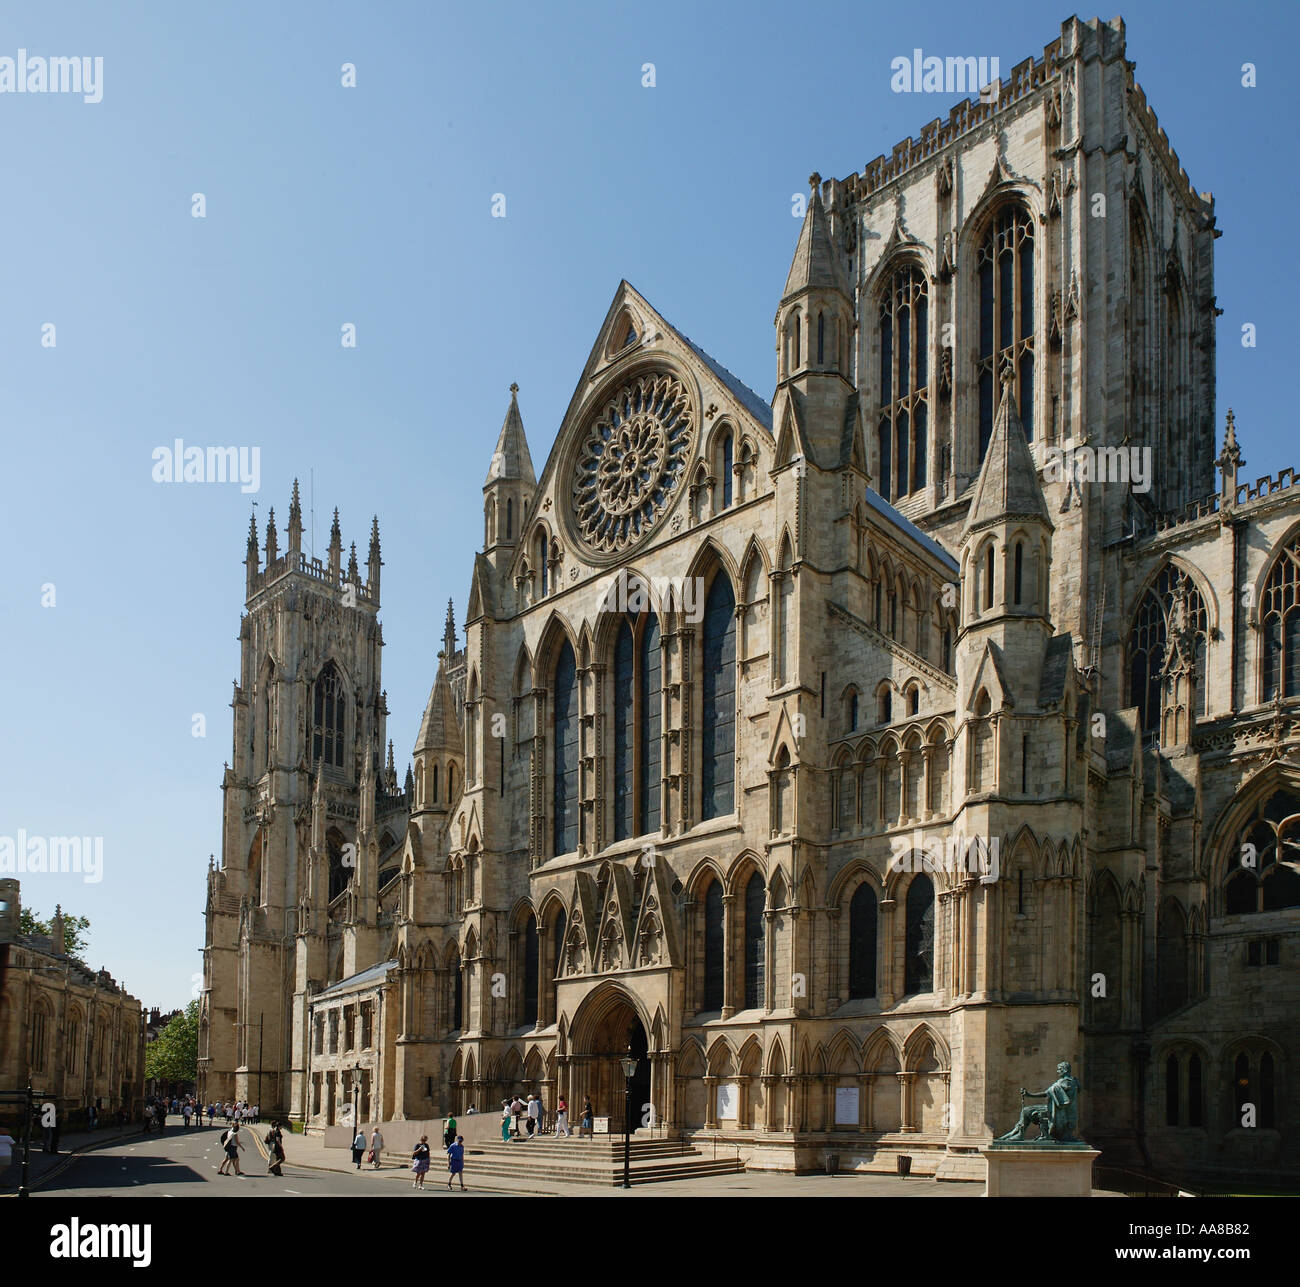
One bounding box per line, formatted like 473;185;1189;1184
145;999;199;1086
17;905;91;962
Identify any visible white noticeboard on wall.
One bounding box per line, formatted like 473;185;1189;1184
834;1086;860;1126
716;1082;739;1121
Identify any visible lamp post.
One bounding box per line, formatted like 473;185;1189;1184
619;1047;638;1191
352;1062;362;1132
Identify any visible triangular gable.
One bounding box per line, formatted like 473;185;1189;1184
768;701;801;766
966;640;1014;712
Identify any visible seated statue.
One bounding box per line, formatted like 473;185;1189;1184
996;1061;1082;1143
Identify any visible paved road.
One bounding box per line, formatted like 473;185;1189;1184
36;1123;483;1198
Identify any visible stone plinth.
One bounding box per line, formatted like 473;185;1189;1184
982;1143;1099;1197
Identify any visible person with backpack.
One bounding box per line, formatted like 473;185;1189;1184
218;1124;244;1176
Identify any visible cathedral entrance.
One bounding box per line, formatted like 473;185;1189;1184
572;987;653;1133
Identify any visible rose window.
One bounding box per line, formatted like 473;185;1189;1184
573;372;695;554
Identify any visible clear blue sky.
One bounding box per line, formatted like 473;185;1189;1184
2;0;1294;1009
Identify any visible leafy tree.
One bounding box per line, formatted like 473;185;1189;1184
17;905;91;962
145;999;199;1086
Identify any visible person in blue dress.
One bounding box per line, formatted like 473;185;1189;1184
446;1134;466;1190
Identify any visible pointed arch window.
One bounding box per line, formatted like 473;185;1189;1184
721;432;734;509
450;950;463;1032
877;262;928;499
612;613;663;841
1128;565;1209;742
849;882;878;999
701;575;737;820
743;871;766;1010
977;205;1035;457
904;874;935;993
535;531;549;597
262;663;275;769
506;497;514;541
522;913;539;1027
1261;532;1300;700
552;641;579;855
703;880;725;1011
1222;788;1300;915
312;662;346;770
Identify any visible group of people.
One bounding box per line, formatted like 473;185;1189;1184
351;1125;386;1170
411;1121;465;1191
217;1119;287;1177
498;1093;594;1141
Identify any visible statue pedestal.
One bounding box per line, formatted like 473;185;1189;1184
982;1143;1099;1197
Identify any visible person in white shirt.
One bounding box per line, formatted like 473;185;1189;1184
526;1093;542;1139
370;1125;384;1169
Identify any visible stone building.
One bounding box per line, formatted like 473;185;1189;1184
201;16;1297;1185
0;881;145;1127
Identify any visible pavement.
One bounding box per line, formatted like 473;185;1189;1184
0;1119;150;1194
6;1114;990;1196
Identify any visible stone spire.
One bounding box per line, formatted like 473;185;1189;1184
347;541;359;585
245;511;260;595
415;654;462;757
288;479;303;553
781;173;853;304
367;516;382;599
1218;407;1243;506
328;508;342;580
484;382;536;487
264;507;279;562
443;599;457;658
961;363;1050;543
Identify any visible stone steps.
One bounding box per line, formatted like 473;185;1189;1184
460;1138;745;1186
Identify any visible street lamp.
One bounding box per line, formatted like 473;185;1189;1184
619;1047;638;1191
352;1062;362;1132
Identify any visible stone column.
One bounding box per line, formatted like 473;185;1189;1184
721;894;737;1018
898;1071;917;1132
703;1075;718;1129
878;899;897;1006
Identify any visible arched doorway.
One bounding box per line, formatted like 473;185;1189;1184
572;987;653;1133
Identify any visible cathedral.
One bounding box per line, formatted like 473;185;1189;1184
200;15;1298;1185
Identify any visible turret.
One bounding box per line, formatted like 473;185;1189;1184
443;599;458;659
367;516;382;599
288;479;303;555
1218;408;1243;511
772;174;856;471
245;512;260;598
264;507;278;563
412;653;463;818
483;383;536;561
328;508;343;581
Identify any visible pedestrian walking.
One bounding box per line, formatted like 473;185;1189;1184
265;1122;285;1176
219;1124;245;1176
369;1125;384;1169
580;1096;594;1139
500;1100;513;1143
446;1134;466;1190
411;1135;431;1190
183;1101;193;1129
442;1116;457;1149
351;1127;367;1169
511;1095;525;1138
556;1096;571;1138
526;1092;542;1139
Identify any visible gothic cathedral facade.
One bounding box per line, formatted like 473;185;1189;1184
201;17;1298;1184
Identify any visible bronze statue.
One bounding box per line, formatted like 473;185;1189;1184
996;1061;1083;1143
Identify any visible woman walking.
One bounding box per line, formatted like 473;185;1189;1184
351;1126;367;1170
369;1125;385;1170
555;1095;571;1138
580;1096;594;1139
411;1135;431;1190
446;1134;466;1191
219;1124;244;1176
265;1122;285;1176
500;1099;513;1143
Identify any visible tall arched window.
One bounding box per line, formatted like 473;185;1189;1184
262;663;274;769
552;641;579;855
1129;565;1209;741
1261;532;1300;700
904;874;935;994
312;662;346;769
450;950;463;1031
721;432;734;509
849;883;878;999
522;913;539;1027
535;531;549;597
743;871;766;1010
29;999;50;1073
877;263;928;499
703;880;725;1011
701;575;736;820
613;614;663;841
1222;788;1300;914
506;497;513;541
327;827;348;901
977;205;1035;456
